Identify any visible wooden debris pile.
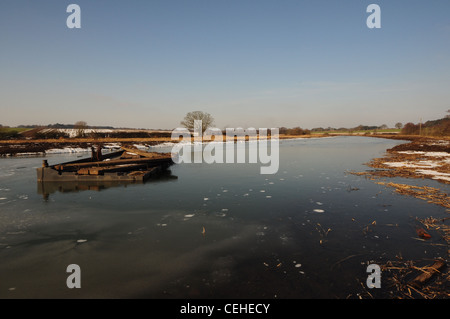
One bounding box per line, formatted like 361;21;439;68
377;258;448;299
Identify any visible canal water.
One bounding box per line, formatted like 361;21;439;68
0;136;447;298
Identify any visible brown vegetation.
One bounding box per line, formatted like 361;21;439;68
401;117;450;136
351;136;450;187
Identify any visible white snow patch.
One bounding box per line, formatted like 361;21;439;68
384;161;440;168
45;147;90;154
416;169;450;182
397;151;425;155
423;152;450;157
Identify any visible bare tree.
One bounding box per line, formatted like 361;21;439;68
180;111;214;133
74;121;87;138
395;122;403;129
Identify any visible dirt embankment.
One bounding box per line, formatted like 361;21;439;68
0;134;331;156
0;138;170;156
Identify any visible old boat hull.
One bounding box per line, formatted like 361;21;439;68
36;148;174;182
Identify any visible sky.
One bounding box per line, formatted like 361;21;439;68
1;0;449;130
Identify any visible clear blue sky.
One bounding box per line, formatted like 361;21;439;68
1;0;449;129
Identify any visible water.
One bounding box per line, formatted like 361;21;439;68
0;136;448;298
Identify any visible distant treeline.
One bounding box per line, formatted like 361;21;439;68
18;129;173;139
13;123;116;129
2;117;449;140
90;131;173;138
279;127;311;135
311;124;390;132
401;117;450;136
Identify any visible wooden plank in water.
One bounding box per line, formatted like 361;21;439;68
50;150;124;167
409;259;446;288
121;146;159;158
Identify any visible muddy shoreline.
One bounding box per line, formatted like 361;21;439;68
352;135;450;185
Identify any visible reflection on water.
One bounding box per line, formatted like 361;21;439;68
37;170;178;199
0;137;448;299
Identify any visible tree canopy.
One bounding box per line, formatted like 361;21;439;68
180;111;215;133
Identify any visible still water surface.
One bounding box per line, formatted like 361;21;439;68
0;136;447;298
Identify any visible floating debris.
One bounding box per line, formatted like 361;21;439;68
315;223;332;244
313;209;325;213
378;258;448;299
415;227;432;240
375;182;450;208
416;216;450;254
409;259;446;289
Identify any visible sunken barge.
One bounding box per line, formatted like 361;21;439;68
37;146;175;182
